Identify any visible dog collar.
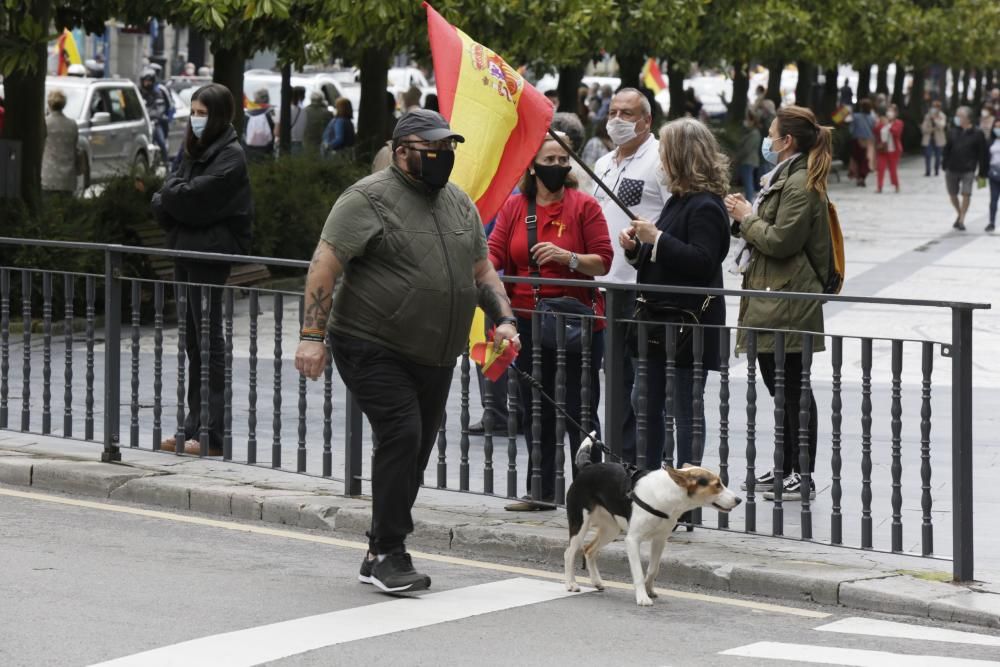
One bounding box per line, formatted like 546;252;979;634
629;492;671;521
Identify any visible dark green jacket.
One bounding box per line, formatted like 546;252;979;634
321;165;487;367
736;155;829;354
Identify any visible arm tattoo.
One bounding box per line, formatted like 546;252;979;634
476;282;511;323
304;286;332;330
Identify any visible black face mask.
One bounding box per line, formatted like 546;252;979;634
415;149;455;190
533;163;572;192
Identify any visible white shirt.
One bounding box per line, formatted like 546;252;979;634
592;135;671;284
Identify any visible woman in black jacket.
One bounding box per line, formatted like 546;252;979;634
620;118;731;470
152;83;253;455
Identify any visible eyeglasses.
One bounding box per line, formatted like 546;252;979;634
400;139;458;151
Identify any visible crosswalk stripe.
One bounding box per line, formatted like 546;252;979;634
719;641;1000;666
816;617;1000;647
88;577;584;667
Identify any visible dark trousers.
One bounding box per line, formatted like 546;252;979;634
330;334;453;555
612;292;637;464
924;142;942;176
758;352;818;475
632;365;702;470
175;261;229;449
515;317;603;500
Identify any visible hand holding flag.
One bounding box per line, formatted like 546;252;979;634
470;335;518;383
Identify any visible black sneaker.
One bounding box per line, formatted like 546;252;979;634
763;472;816;500
358;555;375;584
740;470;774;491
370;552;431;593
987;224;996;232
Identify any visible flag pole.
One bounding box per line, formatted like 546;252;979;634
545;127;638;221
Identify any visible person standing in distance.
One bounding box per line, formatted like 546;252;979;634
294;109;520;594
591;87;671;466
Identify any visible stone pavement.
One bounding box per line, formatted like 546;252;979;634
1;429;999;631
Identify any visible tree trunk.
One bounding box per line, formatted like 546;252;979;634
906;67;926;117
766;59;784;105
557;64;584;116
279;62;292;156
617;51;644;91
667;59;687;119
960;67;971;106
875;62;889;95
948;67;961;111
795;61;812;108
730;59;749;124
188;29;207;70
891;64;906;107
820;66;839;121
985;69;995;97
357;46;390;163
857;63;873;101
3;1;51;213
974;70;986;107
212;44;247;136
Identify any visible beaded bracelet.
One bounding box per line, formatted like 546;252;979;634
300;327;326;343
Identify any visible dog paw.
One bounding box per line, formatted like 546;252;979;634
565;582;580;592
635;594;654;607
645;587;658;599
592;579;605;591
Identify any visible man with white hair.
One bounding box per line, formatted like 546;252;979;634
591;87;670;466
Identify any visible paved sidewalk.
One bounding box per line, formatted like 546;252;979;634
2;430;998;631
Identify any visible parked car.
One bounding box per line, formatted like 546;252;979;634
28;76;157;191
387;66;436;106
243;70;356;124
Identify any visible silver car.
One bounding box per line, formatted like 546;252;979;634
43;76;157;189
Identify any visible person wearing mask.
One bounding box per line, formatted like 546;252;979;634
620;118;731;472
725;105;834;501
41;89;79;197
303;91;333;156
591;88;671;466
980;105;996;142
943;106;989;231
988;116;1000;233
294;109;519;593
489;132;613;509
322;98;356;157
734;109;762;201
849;99;876;187
921;100;948;177
874;104;904;193
152;84;253;456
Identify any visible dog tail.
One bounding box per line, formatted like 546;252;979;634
575;431;600;468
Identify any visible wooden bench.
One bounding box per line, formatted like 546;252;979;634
132;222;271;287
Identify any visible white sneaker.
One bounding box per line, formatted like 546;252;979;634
762;472;816;500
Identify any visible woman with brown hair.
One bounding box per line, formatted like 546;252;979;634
322;97;356;155
725;104;833;501
620;118;731;471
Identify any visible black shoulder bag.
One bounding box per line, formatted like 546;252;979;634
526;197;595;354
628;294;713;361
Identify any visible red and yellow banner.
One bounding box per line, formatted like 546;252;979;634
56;29;81;76
424;2;553;224
642;58;667;95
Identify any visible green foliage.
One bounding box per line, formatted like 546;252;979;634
247;154;367;262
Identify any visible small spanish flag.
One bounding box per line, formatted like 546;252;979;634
424;2;553;224
642;58;667;95
469;336;517;383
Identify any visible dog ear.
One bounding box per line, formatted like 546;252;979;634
666;466;692;491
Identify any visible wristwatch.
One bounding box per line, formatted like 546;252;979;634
568;252;580;271
497;316;518;328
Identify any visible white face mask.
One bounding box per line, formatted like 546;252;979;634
607;118;638;146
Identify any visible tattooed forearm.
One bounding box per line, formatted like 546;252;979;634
476;282;512;323
301;240;343;331
304;286;332;330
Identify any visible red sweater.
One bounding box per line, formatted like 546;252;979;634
488;188;613;329
875;118;904;155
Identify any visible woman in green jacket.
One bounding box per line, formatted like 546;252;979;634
724;104;833;502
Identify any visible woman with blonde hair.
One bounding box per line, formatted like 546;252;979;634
725;104;833;501
620;117;731;470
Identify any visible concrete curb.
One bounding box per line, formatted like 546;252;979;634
2;453;998;630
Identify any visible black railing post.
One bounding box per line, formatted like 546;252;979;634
344;393;363;496
951;307;974;582
603;287;625;459
102;248;122;463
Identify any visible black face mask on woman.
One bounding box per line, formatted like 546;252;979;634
413;149;455;190
532;163;572;192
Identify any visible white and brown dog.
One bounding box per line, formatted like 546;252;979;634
564;438;741;606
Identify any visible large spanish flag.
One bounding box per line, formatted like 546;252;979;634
56;29;82;76
425;3;553;224
642;58;667;95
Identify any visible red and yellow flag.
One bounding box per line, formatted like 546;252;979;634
642;58;667;95
56;29;82;76
424;2;553;224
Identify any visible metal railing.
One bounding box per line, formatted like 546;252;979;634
0;237;988;581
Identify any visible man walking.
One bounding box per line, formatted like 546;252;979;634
943;106;989;231
591;88;670;467
294;109;520;594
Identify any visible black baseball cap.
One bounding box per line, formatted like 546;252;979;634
392;108;465;143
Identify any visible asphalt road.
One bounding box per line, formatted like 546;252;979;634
2;487;999;667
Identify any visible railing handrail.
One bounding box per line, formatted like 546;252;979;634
1;236;991;311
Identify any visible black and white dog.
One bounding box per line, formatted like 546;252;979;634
564;437;741;606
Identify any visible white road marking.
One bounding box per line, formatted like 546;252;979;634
89;578;582;667
816;617;1000;647
720;641;1000;666
0;486;828;618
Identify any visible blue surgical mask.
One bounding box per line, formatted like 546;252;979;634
190;115;208;138
761;136;780;164
953;116;961;127
994;128;1000;139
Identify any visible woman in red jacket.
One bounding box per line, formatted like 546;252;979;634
875;104;904;193
488;132;613;508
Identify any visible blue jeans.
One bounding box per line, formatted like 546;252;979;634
739;164;757;201
990;175;1000;226
631;365;703;470
924;143;942;175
